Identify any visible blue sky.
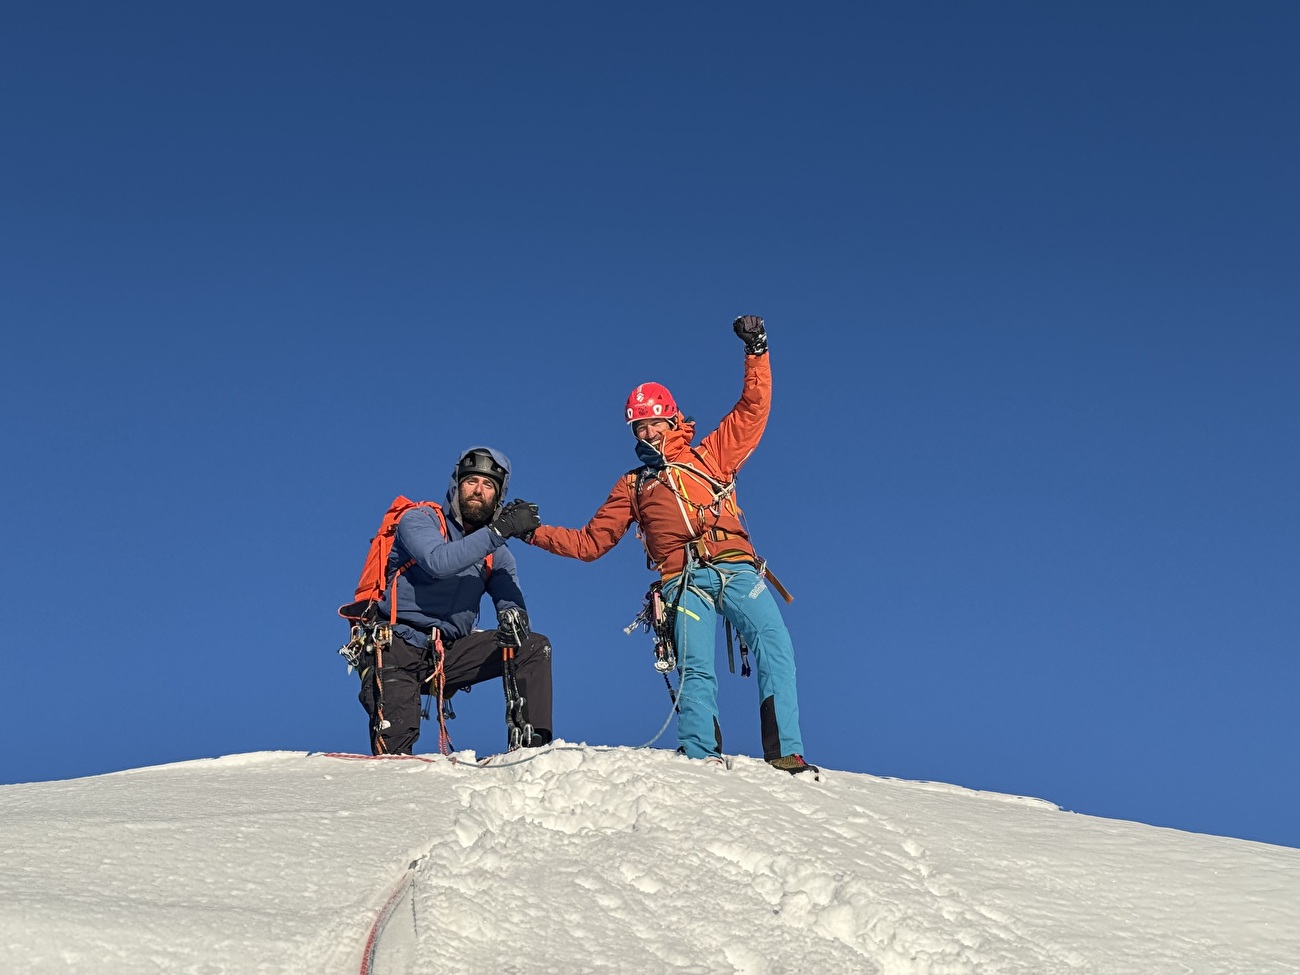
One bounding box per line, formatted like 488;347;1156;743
2;3;1297;848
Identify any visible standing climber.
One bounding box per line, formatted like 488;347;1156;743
526;317;815;774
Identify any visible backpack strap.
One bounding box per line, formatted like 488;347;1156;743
385;501;448;625
627;470;656;570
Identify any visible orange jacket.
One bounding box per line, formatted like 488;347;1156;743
530;353;771;579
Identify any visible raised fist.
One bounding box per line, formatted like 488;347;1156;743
732;315;767;355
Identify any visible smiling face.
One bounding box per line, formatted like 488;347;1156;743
631;417;674;447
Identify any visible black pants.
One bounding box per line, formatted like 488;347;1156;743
358;628;553;755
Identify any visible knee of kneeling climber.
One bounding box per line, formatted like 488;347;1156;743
521;632;552;659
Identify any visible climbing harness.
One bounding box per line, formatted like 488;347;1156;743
625;457;793;603
626;539;767;687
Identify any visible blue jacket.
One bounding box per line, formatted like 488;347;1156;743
379;446;527;648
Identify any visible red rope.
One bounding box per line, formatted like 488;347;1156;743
372;638;388;755
358;859;419;975
430;631;453;756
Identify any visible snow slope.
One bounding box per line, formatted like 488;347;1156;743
1;743;1297;974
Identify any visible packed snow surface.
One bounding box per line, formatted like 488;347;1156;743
2;743;1297;974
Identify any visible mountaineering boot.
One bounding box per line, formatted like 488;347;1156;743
768;754;819;776
677;748;728;769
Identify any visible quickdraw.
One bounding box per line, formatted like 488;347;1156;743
724;619;752;677
624;580;677;675
339;619;396;753
338;620;391;673
497;607;534;752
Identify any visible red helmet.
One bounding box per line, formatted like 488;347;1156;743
625;382;677;424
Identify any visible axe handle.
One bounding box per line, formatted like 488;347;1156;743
764;567;794;604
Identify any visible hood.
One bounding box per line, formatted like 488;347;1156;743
446;444;512;525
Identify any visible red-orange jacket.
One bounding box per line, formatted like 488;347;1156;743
530;352;771;579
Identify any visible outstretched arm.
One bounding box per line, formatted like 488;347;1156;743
529;477;637;562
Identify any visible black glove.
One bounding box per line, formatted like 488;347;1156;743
490;499;541;541
732;315;767;355
497;607;531;648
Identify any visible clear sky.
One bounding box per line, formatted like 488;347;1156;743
2;4;1297;848
3;746;1299;972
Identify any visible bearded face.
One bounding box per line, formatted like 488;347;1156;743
458;475;499;531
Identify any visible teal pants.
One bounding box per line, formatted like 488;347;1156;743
663;562;804;761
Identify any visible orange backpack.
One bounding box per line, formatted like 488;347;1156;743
338;496;492;626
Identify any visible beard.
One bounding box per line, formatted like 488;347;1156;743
460;493;496;532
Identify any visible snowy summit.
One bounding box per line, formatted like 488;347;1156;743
1;743;1297;974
